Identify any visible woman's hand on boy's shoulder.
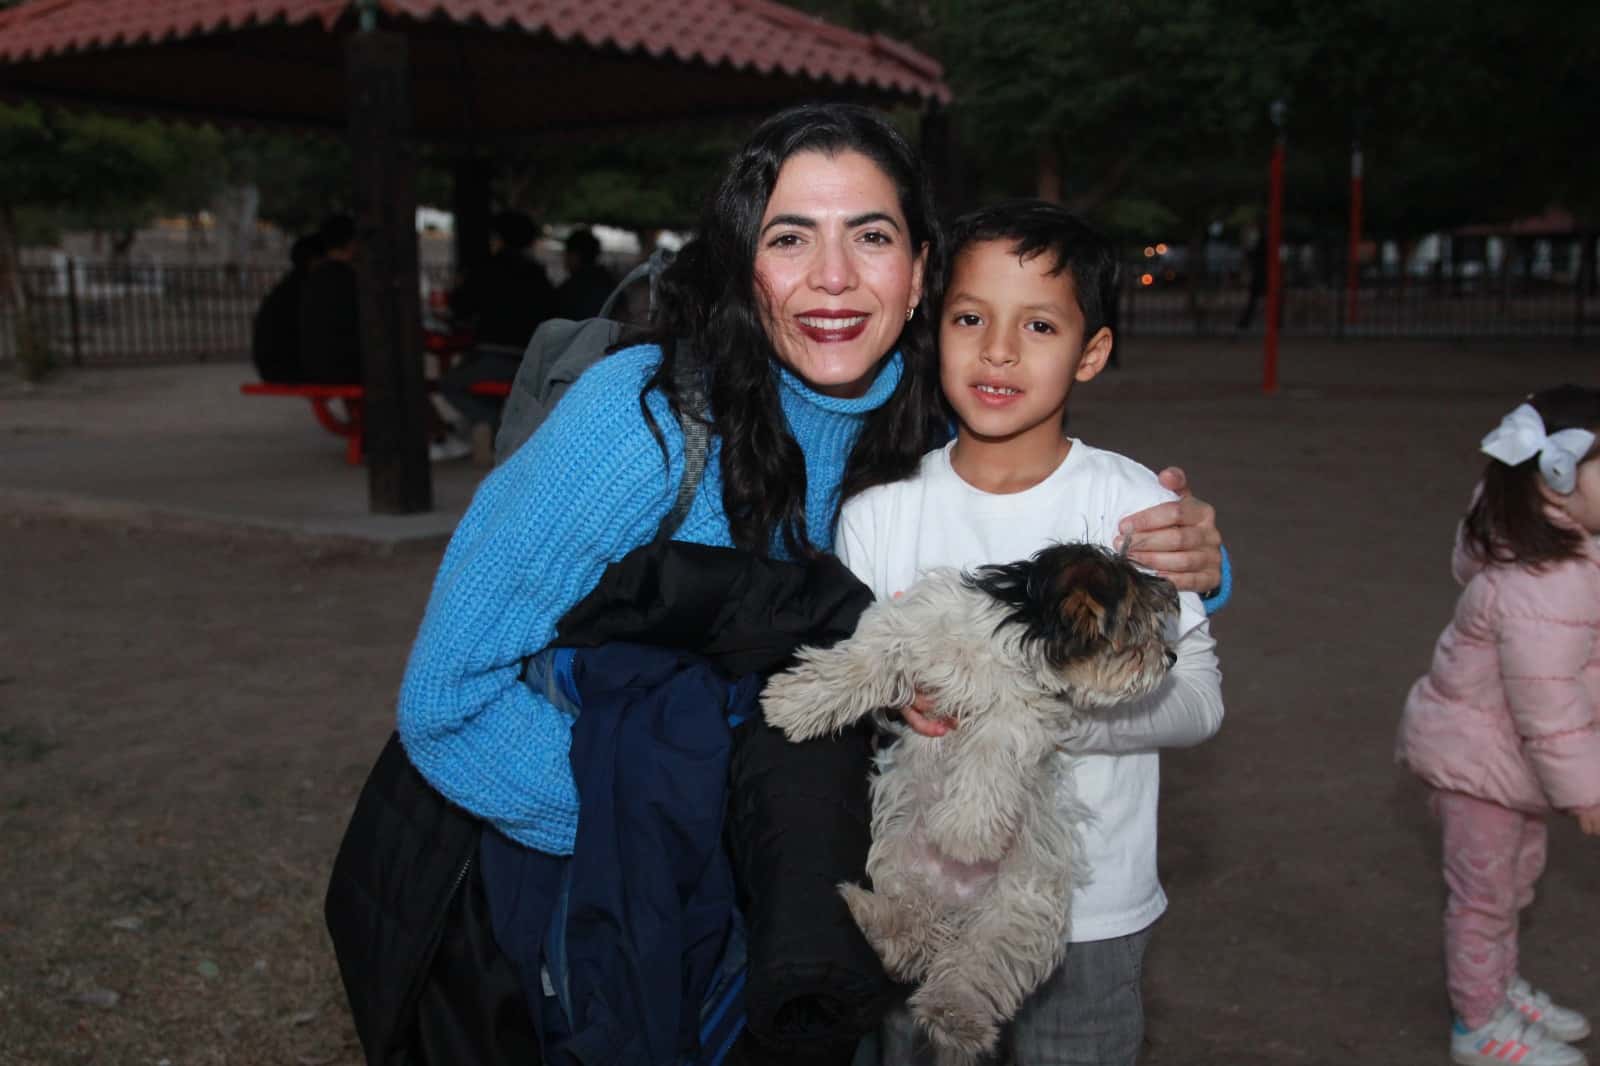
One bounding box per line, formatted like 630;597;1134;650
1576;804;1600;836
1117;466;1223;593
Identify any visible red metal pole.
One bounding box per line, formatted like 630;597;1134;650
1263;135;1285;394
1346;143;1364;324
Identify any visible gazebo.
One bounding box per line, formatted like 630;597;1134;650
0;0;950;513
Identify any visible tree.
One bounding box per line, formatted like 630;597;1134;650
0;102;220;376
792;0;1596;244
227;131;355;238
494;128;745;233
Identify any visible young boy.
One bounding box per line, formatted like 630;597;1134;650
837;200;1225;1065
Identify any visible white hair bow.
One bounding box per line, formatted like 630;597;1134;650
1480;403;1595;495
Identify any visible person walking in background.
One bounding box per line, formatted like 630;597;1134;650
1235;223;1267;331
250;232;323;383
555;226;617;320
1397;386;1600;1066
298;214;362;385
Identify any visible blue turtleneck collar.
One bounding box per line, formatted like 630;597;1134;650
775;351;904;416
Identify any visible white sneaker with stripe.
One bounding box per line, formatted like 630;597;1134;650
1452;1004;1588;1066
1508;977;1592;1043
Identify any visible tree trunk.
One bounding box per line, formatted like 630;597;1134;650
1065;150;1139;216
1036;148;1062;204
0;202;25;314
0;201;52;380
214;184;261;269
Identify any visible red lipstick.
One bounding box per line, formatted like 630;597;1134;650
795;309;870;343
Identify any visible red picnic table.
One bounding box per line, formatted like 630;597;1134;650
240;332;512;465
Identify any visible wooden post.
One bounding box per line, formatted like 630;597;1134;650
452;156;492;290
347;29;431;514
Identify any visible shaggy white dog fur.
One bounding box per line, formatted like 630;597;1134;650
761;542;1179;1065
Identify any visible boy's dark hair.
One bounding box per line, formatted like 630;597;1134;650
1462;384;1600;569
946;199;1120;342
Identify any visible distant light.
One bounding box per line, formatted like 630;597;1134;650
1140;273;1155;286
1143;246;1155;258
1155;242;1169;255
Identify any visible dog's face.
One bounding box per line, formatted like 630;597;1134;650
966;542;1179;710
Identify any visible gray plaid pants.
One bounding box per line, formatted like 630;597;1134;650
878;923;1155;1066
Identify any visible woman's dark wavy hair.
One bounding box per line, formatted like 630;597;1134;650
1462;384;1600;569
635;102;949;558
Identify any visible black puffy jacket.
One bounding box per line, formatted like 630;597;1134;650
325;539;894;1066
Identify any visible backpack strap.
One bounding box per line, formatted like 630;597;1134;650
654;356;710;543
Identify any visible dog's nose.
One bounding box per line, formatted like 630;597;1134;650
1164;648;1177;668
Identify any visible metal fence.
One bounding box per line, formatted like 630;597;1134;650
3;254;1595;370
1118;251;1597;342
0;261;284;367
1121;275;1596;341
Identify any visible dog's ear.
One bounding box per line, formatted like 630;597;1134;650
1056;583;1108;644
1048;554;1116;645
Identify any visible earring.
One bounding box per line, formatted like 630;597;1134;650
905;306;916;322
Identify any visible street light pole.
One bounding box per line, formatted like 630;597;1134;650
1263;98;1287;394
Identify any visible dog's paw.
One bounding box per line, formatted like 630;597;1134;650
757;670;833;741
910;974;1000;1063
840;883;927;980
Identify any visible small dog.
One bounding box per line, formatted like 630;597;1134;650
760;542;1179;1064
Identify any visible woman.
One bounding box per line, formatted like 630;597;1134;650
366;102;1220;1064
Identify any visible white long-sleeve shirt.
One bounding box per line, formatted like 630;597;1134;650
836;440;1224;942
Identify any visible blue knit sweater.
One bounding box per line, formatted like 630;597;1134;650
397;343;903;855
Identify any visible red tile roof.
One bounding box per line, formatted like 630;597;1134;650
0;0;949;103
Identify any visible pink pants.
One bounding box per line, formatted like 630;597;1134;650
1436;789;1549;1028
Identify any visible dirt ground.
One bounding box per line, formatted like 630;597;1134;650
3;338;1599;1065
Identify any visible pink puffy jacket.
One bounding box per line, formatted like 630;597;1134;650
1397;520;1600;814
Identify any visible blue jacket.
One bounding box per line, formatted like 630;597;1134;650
479;642;758;1065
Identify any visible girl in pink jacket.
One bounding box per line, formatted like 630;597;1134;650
1398;385;1600;1066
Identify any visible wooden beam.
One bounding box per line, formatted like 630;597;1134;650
347;29;432;514
452;156;493;293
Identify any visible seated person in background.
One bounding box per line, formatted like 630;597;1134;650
555;227;617;321
298;214;362;385
448;210;557;348
252;233;324;383
435;210;557;461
